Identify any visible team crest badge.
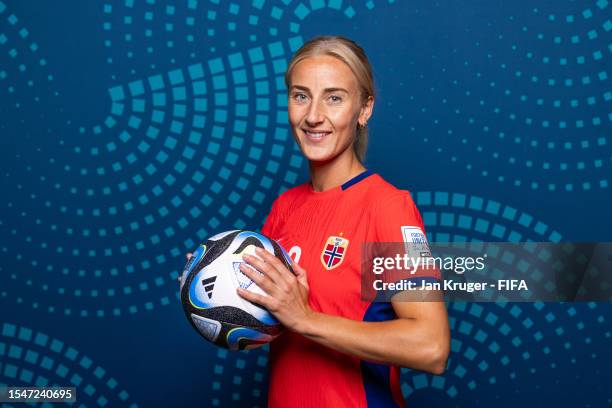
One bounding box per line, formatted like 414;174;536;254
320;236;349;270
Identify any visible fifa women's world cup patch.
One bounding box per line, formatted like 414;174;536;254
401;226;432;257
320;235;349;270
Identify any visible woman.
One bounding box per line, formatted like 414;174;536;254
237;36;450;408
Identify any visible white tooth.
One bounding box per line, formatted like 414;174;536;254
306;131;326;137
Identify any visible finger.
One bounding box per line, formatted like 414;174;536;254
254;247;294;286
186;252;193;260
292;261;307;276
239;262;277;294
292;261;306;276
242;252;285;289
292;262;309;288
236;287;270;309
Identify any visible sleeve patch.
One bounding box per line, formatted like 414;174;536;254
401;226;432;257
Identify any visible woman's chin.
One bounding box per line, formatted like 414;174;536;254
301;147;334;163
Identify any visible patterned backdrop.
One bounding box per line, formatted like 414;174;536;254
1;1;610;407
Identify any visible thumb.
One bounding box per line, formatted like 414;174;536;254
292;262;308;288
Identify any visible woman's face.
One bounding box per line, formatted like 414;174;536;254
287;55;372;163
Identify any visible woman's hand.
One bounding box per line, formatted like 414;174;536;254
177;253;193;284
237;247;314;333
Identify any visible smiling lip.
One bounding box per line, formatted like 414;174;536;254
302;128;332;141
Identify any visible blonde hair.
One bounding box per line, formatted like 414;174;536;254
284;36;375;163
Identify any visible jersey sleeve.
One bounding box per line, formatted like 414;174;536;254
374;191;427;242
373;191;440;284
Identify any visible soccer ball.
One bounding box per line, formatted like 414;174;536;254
180;230;292;350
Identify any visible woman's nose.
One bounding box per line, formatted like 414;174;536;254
305;101;325;125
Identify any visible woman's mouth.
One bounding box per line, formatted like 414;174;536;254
302;129;332;142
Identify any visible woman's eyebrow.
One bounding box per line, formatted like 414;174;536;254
290;85;349;94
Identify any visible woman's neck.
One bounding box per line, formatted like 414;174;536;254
309;149;366;192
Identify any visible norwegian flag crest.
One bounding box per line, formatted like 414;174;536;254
320;235;349;270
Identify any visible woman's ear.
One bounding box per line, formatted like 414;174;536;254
358;95;374;126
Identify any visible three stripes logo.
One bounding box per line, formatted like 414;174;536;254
201;276;217;299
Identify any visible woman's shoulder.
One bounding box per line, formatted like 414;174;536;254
366;173;416;205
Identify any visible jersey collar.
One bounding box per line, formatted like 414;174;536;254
341;169;374;190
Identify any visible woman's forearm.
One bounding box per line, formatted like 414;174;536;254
298;311;449;374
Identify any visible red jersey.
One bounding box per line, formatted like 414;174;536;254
261;170;433;408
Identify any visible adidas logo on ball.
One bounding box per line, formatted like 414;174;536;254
201;276;217;299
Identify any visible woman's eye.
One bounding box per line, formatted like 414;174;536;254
329;95;342;103
292;93;308;102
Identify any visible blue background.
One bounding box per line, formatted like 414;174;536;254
1;1;610;407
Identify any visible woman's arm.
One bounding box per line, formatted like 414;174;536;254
238;247;450;375
300;301;449;375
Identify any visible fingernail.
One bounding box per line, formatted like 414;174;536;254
255;247;263;254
